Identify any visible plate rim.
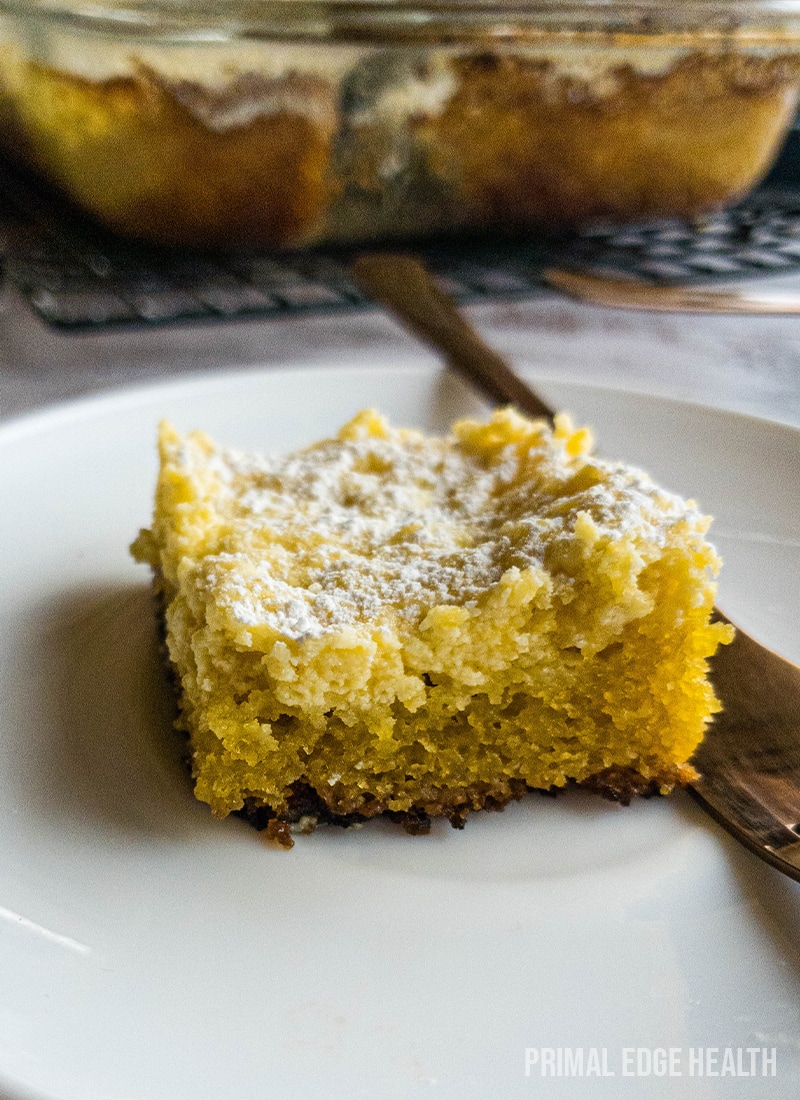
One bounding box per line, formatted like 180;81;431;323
3;357;800;449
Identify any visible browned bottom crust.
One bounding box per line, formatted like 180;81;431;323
151;581;694;848
239;767;689;849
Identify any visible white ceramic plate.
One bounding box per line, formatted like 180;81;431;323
2;361;800;1100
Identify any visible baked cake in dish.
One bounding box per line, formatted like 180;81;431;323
131;408;732;846
1;25;799;247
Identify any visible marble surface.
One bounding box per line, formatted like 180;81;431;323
3;272;800;426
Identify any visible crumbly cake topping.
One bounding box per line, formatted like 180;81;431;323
158;408;706;643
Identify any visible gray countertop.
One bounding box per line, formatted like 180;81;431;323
3;273;800;427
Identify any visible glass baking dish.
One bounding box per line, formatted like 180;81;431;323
1;0;800;250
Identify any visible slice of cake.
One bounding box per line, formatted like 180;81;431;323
131;407;732;846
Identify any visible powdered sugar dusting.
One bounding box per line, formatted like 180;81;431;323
181;411;701;641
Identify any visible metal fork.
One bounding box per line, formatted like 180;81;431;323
352;252;800;883
544;267;800;314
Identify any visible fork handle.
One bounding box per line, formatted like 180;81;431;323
352;253;555;423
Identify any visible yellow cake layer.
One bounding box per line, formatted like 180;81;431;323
132;407;732;836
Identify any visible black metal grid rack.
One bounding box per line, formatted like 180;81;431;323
3;144;800;331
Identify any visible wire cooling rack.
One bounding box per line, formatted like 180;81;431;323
3;152;800;331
